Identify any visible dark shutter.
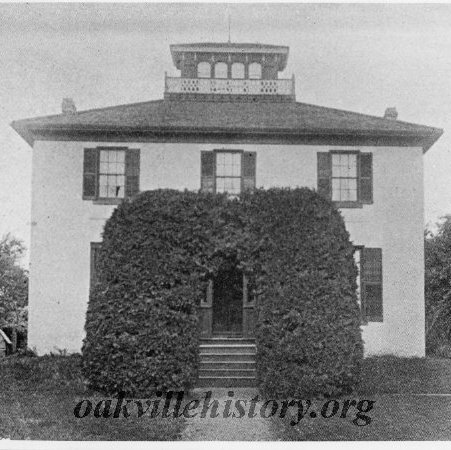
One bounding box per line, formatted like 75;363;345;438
200;151;215;193
317;152;332;199
83;148;98;200
242;151;256;192
90;242;102;290
125;149;140;198
360;153;373;204
362;248;383;322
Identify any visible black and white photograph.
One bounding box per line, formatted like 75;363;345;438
0;1;450;444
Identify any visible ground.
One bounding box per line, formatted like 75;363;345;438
0;355;183;440
1;354;451;440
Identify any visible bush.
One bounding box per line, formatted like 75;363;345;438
82;188;363;397
81;190;250;395
246;189;363;397
425;217;451;354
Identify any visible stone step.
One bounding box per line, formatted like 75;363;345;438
199;368;256;378
199;344;256;355
200;337;256;346
197;376;257;388
199;353;256;362
199;360;255;370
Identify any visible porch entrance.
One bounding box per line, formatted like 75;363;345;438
212;266;243;335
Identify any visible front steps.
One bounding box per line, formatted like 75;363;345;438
198;337;256;387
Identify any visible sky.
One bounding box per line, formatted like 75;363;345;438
1;3;451;264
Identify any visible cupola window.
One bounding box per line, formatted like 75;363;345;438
197;62;211;78
249;62;262;79
231;62;245;79
214;62;228;79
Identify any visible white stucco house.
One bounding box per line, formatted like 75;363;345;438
12;41;442;360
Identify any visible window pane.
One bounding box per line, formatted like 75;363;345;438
214;62;228;79
231;63;244;79
197;62;211;78
216;178;226;193
332;178;341;201
116;151;125;163
249;63;262;79
100;150;109;163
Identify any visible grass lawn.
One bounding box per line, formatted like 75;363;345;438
0;354;184;440
274;355;451;440
2;354;451;440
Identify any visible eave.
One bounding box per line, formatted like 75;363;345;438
12;122;443;153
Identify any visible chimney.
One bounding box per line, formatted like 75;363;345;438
62;98;76;115
384;107;398;120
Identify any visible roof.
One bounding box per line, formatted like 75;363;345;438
11;98;443;152
170;42;289;71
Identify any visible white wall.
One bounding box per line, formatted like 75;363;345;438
28;140;425;356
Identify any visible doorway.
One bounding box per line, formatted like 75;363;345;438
212;266;243;335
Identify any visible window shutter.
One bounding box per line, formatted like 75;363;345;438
362;248;383;322
83;148;98;200
242;151;256;192
90;242;102;290
360;153;373;204
200;151;215;193
317;152;332;199
125;149;140;198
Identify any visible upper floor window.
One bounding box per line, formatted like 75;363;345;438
214;62;228;79
216;151;242;195
83;147;140;204
248;63;262;79
231;63;245;79
317;151;373;207
197;62;211;78
99;149;125;199
332;153;358;202
200;150;256;195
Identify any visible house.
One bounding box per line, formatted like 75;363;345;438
12;41;442;359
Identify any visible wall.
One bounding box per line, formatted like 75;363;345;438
28;140;425;356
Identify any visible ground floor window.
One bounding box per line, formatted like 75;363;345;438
354;246;383;323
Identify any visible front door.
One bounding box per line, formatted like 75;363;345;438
212;267;243;335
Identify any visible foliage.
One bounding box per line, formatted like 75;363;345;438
0;234;28;351
246;189;363;397
82;188;363;397
82;190;254;395
425;216;451;354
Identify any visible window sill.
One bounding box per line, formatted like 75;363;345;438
334;201;363;209
92;198;124;206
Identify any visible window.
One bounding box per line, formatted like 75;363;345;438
332;153;358;202
200;150;256;194
197;62;211;78
231;63;245;79
248;63;262;79
317;151;373;207
99;149;125;199
214;62;228;79
83;147;140;203
216;152;242;195
354;246;383;323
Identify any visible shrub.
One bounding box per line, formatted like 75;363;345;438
245;188;363;397
425;217;451;354
82;188;363;397
81;190;250;396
